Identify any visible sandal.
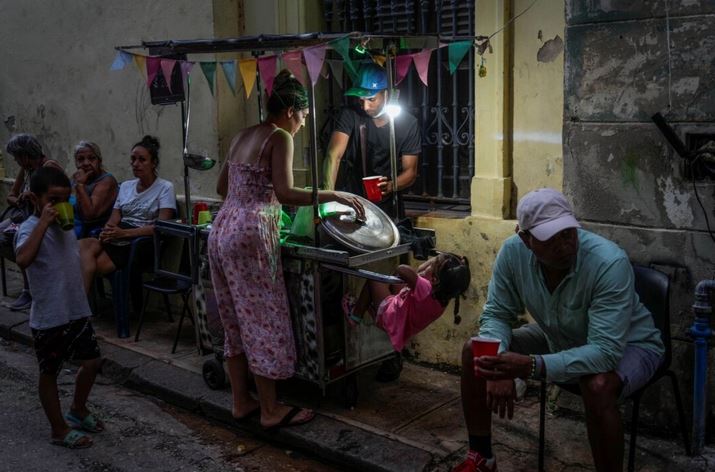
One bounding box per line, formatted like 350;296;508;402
341;294;362;327
51;429;93;449
66;411;105;433
262;406;314;432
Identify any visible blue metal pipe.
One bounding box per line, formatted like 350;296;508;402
689;279;715;455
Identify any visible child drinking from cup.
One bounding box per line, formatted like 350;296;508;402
343;253;471;352
15;167;103;449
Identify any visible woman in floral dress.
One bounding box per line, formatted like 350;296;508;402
209;71;363;430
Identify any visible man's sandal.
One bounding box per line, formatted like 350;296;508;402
51;429;93;449
66;411;105;433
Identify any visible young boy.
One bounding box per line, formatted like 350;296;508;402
15;166;103;449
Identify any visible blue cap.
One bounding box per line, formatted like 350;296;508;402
345;63;387;98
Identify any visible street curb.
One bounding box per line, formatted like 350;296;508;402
0;315;435;472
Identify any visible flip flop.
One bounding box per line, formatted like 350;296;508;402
262;406;314;432
51;429;93;449
65;411;105;433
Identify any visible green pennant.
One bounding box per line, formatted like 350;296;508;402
199;61;217;95
448;41;472;74
331;36;357;81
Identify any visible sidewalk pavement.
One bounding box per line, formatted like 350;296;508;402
0;266;713;471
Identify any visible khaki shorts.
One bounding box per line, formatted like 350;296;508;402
510;323;663;400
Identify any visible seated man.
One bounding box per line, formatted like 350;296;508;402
453;188;664;472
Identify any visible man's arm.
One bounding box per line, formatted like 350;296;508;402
378;153;418;196
322;131;350;190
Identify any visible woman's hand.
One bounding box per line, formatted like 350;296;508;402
73;168;93;185
334;191;365;222
99;223;126;242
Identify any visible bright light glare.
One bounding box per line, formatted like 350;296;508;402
385;102;402;118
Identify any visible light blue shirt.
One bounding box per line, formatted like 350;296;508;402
479;229;664;383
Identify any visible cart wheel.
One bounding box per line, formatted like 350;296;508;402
203;359;226;390
343;374;359;409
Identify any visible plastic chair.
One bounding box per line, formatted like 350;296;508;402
134;222;196;353
537;264;691;472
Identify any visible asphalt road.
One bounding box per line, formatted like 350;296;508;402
0;337;337;472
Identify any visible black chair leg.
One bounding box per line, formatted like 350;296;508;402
0;256;6;297
163;293;174;322
538;380;546;472
171;294;190;354
668;371;692;455
628;394;641;472
134;289;151;342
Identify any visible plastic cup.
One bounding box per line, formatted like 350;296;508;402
362;176;383;202
54;202;74;231
197;210;212;225
192;202;209;224
471;336;500;377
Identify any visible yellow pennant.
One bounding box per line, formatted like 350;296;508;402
239;59;257;99
133;55;146;80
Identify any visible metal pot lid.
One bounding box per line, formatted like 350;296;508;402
319;195;399;253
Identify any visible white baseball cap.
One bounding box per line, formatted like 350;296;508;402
517;188;581;241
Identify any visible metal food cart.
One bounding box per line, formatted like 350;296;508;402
119;33;438;405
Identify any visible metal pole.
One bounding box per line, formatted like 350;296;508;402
308;83;320;246
181;93;192;225
254;51;265;122
385;48;399;220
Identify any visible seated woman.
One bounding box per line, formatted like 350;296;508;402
2;133;64;311
79;135;176;295
72;141;119;238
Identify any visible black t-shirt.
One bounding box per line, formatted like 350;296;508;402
333;106;421;218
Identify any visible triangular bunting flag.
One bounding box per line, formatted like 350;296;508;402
146;57;161;88
331;37;357;80
199;61;217;95
160;59;176;93
110;51;133;71
373;55;386;67
303;45;327;86
258;55;278;97
180;61;195;85
133;55;146;80
413;49;432;86
238;59;257;98
326;60;343;88
395;54;413;85
220;60;237;95
448;40;472;74
281;51;306;86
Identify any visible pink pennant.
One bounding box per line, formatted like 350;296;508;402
146;57;161;88
303;45;327;86
258;55;278;97
412;48;433;87
180;61;195;85
160;59;177;93
395;54;414;85
281;50;306;86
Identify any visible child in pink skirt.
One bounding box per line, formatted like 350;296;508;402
343;253;470;352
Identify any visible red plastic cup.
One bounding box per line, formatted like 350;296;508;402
471;336;500;377
362;176;383;203
192;202;209;224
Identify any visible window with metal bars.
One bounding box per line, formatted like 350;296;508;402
321;0;475;214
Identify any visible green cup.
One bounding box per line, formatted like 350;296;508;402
54;202;74;231
197;210;212;225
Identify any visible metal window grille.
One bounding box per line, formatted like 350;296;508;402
321;0;475;213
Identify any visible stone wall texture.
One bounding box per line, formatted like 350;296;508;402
564;0;715;433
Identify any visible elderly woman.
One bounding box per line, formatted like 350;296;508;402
72;141;118;238
209;71;363;430
79;135;176;295
3;134;64;310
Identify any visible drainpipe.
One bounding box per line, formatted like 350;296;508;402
690;279;715;454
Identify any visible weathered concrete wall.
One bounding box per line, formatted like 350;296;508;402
0;0;219;200
564;0;715;431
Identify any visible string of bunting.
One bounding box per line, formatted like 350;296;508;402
110;35;478;98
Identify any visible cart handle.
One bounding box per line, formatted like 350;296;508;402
322;264;404;284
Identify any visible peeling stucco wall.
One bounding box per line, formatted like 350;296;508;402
564;0;715;430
